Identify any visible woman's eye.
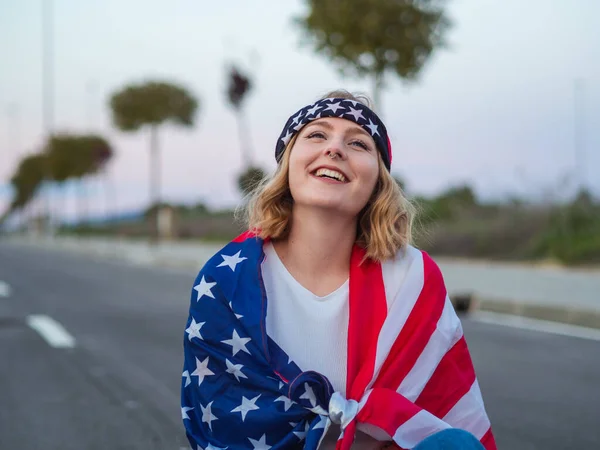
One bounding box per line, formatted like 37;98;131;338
351;140;369;150
307;131;326;139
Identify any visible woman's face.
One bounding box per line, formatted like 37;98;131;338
287;117;380;218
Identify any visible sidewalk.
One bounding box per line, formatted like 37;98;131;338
5;235;600;329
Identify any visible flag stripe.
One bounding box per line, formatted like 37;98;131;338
392;409;452;449
480;428;498;450
398;296;464;401
442;380;491;441
415;336;476;419
346;247;388;400
366;250;425;390
372;252;447;391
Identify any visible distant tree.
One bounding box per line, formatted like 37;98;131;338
8;153;48;217
109;81;199;242
47;134;113;225
237;166;266;196
226;65;254;169
296;0;451;110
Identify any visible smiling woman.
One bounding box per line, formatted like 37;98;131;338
180;90;497;450
247;91;413;262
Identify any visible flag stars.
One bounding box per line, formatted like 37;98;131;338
182;370;191;388
299;383;317;407
346;107;365;122
366;119;380;136
194;276;216;301
181;406;194;420
201;401;219;431
248;434;271;450
293;421;310;440
280;129;294;146
324;102;344;114
305;104;321;117
231;394;261;421
191;356;215;386
290;111;303;124
275;395;295;412
186;317;205;341
225;359;248;382
221;329;251;356
217;251;247;272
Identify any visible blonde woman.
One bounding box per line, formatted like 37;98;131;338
181;91;497;450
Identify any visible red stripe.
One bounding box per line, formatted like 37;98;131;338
340;246;387;449
232;230;258;242
415;336;476;418
480;428;497;450
346;246;387;400
356;388;421;437
373;251;447;390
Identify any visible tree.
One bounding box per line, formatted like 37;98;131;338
109;81;199;242
8;154;48;222
47;134;113;225
226;65;254;168
296;0;451;110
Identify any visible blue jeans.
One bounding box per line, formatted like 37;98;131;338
414;429;485;450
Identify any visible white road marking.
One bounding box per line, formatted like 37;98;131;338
0;280;11;297
471;311;600;342
26;314;76;348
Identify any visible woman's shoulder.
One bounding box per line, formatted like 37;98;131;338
192;233;263;282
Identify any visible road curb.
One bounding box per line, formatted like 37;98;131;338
449;293;600;330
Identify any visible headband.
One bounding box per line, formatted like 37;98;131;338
275;97;392;171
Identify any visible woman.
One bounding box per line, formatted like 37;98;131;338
181;90;497;450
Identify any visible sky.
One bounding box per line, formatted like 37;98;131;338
0;0;599;221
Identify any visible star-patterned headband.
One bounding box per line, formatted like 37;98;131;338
275;97;392;171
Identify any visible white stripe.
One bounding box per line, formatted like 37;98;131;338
398;296;463;401
0;280;11;297
367;249;425;390
392;409;451;449
26;314;76;348
472;311;600;342
442;380;490;440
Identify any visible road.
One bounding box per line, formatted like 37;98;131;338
0;242;598;450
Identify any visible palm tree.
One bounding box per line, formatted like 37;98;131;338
225;65;266;196
226;65;254;168
109;80;199;242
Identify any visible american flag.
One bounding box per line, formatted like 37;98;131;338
181;232;497;450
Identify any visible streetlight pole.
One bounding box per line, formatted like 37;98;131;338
42;0;55;234
573;78;586;195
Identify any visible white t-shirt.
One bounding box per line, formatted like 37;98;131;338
262;241;350;395
262;242;384;449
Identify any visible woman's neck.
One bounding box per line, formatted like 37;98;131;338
272;205;356;295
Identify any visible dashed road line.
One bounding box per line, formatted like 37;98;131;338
471;311;600;342
26;314;76;348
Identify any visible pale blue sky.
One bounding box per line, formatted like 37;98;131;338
1;0;599;219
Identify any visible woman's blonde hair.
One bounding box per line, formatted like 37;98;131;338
242;90;416;262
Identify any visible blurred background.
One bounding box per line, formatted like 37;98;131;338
0;1;599;449
1;0;598;263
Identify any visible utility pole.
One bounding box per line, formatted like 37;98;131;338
42;0;55;234
5;104;20;229
573;78;586;195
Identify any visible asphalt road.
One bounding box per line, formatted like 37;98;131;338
0;241;598;450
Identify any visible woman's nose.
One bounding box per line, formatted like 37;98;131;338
323;137;347;160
